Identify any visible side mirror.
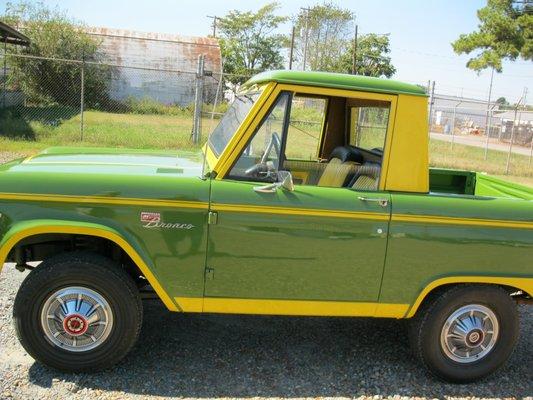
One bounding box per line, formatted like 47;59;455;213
253;170;294;193
277;170;294;191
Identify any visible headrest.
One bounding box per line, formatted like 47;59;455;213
329;146;364;164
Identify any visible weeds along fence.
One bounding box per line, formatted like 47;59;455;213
0;52;242;149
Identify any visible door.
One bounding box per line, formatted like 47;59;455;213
205;90;393;314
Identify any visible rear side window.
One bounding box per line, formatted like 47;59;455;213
348;99;391;153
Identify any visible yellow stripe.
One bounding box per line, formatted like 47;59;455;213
0;225;178;311
0;192;208;210
175;297;204;312
406;276;533;318
392;213;533;230
174;296;409;318
1;192;530;229
212;203;389;221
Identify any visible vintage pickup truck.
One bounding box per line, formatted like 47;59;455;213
0;71;531;382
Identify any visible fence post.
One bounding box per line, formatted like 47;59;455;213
2;37;7;109
80;58;85;141
529;126;533;168
450;100;461;151
208;70;223;133
428;80;435;129
192;54;205;145
505;107;518;175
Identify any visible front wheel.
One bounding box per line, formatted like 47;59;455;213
408;285;519;383
13;252;143;372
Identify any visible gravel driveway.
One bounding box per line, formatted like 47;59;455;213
0;265;532;400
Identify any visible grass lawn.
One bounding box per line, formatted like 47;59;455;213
1;108;532;187
0;108;217;153
429;140;533;187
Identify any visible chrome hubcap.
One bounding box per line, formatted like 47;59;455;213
40;287;113;352
440;304;499;363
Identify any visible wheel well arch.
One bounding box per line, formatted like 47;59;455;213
0;223;178;311
406;278;533;318
7;232;143;279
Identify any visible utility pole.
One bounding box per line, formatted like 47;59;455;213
483;67;495;160
289;25;296;70
352;21;358;75
207;15;219;37
301;7;311;71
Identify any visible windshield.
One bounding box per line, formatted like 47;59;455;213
209;91;261;156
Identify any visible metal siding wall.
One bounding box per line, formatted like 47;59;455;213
86;28;221;106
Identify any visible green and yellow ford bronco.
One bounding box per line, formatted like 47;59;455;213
0;71;532;382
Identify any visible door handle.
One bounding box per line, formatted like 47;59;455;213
357;196;389;207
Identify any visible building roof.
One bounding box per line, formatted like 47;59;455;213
0;21;30;46
496;110;533;122
244;70;427;97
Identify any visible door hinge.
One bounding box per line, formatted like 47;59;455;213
208;211;218;225
205;266;215;280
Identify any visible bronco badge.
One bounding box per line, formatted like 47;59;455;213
140;212;194;230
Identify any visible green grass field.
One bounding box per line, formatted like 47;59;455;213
1;108;532;187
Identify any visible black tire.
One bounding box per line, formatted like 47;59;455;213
408;285;519;383
13;252;143;372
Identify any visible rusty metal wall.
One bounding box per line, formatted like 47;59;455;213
85;27;221;106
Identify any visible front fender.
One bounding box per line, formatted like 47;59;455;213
0;219;178;311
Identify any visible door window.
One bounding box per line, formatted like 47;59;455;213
229;93;290;180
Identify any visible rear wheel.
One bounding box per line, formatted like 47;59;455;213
13;252;143;372
408;285;519;383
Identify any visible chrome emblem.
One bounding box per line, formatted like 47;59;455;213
141;212;194;230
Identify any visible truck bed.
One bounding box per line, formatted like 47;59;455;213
429;168;533;200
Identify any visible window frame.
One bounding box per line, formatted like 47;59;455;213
283;94;329;162
348;102;391;154
216;83;398;192
226;91;293;182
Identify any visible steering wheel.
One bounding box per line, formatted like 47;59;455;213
245;132;282;177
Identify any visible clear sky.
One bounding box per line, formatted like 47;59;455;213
1;0;531;103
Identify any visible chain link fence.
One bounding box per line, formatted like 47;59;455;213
0;52;246;150
428;94;533;175
1;52;531;179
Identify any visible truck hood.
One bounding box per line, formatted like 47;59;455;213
0;147;208;200
15;147;205;176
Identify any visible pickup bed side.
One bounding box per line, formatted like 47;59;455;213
380;191;533;312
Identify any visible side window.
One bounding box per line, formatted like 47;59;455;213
228;93;290;180
284;96;327;160
349;100;391;152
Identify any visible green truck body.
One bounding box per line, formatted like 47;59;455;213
0;71;531;380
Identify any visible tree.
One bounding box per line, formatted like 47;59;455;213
3;1;112;108
496;96;509;105
293;3;354;72
451;0;533;72
218;3;287;83
341;33;396;78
